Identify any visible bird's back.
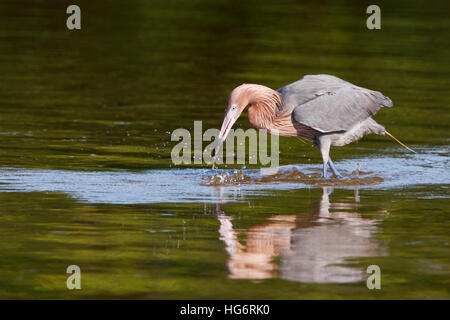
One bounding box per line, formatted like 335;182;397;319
277;74;351;112
278;74;393;133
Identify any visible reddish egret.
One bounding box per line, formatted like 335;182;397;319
212;74;415;178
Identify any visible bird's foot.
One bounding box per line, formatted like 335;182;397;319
327;159;343;180
333;174;344;180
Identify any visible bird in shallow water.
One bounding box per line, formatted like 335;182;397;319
212;74;415;179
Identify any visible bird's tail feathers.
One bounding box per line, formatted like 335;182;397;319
385;131;416;154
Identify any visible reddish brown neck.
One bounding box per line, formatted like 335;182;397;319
239;84;281;131
242;84;303;137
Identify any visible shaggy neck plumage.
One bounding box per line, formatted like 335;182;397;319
231;84;282;131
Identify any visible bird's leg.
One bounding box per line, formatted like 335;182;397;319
322;162;329;179
328;158;343;179
318;137;331;179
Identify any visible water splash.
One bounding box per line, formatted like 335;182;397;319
203;166;383;187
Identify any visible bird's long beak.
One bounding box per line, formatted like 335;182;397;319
212;112;237;169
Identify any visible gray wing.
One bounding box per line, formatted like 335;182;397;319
277;74;352;112
292;86;393;133
278;75;393;133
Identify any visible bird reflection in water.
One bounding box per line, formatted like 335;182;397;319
216;187;387;283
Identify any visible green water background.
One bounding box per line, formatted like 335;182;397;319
0;0;448;299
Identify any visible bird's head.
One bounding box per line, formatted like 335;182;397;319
212;84;280;168
216;85;252;147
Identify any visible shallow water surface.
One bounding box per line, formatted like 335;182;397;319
0;147;448;204
0;0;449;299
0;148;448;299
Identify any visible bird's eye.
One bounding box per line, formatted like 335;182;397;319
231;105;238;112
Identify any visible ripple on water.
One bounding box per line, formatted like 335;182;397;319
0;147;448;204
